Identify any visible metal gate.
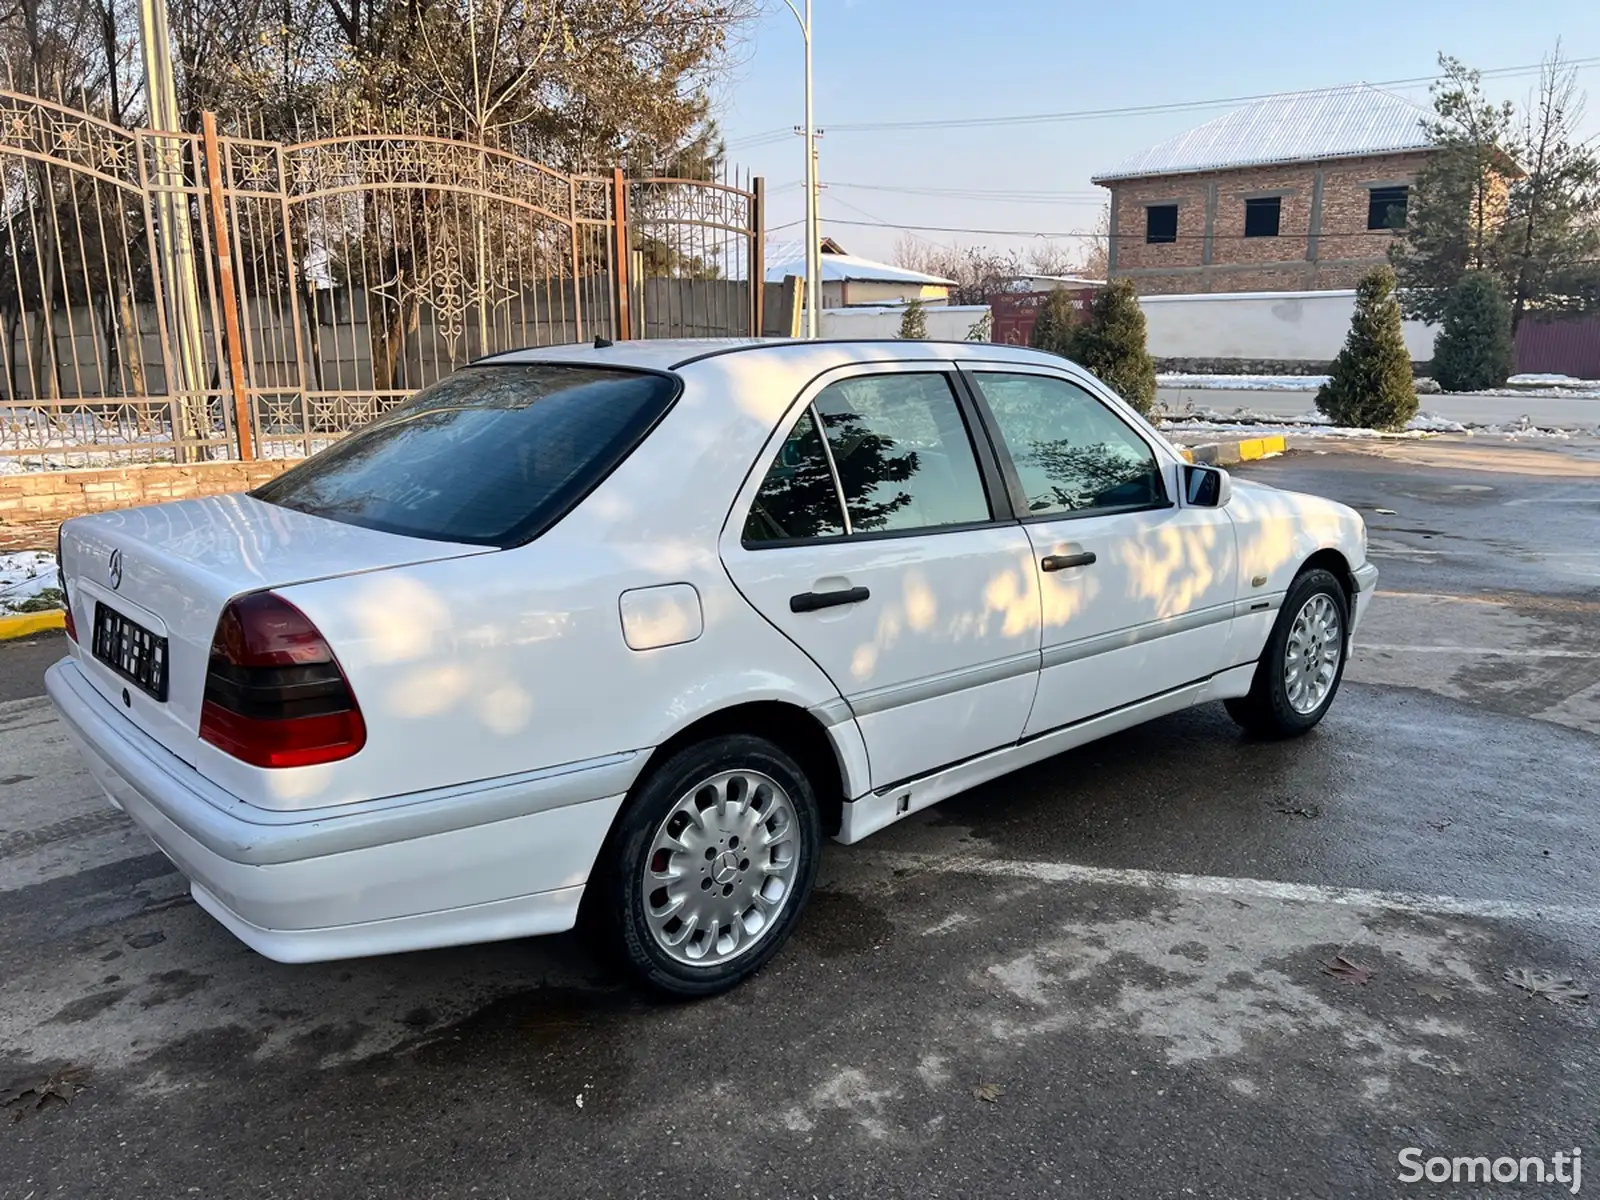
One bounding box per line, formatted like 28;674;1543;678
0;88;763;466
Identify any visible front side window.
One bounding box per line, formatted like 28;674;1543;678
254;365;677;546
742;373;990;543
970;373;1166;517
1368;185;1409;230
1145;204;1178;244
1244;196;1282;238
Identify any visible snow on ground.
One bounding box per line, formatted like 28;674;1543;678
1506;373;1600;388
0;550;61;614
1155;404;1577;445
1159;374;1328;392
1159;372;1600;400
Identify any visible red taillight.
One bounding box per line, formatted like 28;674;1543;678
62;601;77;642
199;592;366;768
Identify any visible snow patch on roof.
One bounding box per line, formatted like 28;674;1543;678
1094;84;1433;182
764;239;954;286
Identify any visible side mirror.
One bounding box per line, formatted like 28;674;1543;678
1181;463;1232;508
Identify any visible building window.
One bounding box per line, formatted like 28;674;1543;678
1368;185;1409;230
1244;197;1281;238
1145;205;1178;244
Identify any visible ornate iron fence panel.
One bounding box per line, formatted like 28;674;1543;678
0;89;763;468
0;88;234;466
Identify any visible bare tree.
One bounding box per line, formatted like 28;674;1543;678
1501;43;1600;327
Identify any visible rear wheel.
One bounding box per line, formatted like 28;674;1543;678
593;734;821;997
1225;567;1349;738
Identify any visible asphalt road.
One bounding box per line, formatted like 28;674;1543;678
1158;385;1600;432
2;437;1598;1199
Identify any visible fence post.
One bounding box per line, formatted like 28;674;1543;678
778;275;804;337
610;167;632;340
200;111;254;461
750;177;765;337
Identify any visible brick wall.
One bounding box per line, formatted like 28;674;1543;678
1107;151;1433;294
0;460;297;540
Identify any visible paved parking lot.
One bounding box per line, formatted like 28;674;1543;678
2;436;1597;1198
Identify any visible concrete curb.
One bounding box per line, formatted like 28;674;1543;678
1178;434;1287;466
0;609;64;640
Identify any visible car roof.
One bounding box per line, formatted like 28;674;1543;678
475;337;1074;374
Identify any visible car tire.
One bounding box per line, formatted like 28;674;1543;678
591;734;822;998
1225;567;1350;738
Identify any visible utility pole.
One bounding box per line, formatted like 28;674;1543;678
784;0;819;337
139;0;209;456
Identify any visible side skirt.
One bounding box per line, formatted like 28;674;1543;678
836;664;1257;845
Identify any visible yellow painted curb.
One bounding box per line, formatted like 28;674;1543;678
1236;435;1286;461
1178;448;1194;463
0;609;65;640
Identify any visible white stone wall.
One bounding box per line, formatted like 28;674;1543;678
1139;289;1436;364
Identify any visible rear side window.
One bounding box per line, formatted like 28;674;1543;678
743;409;848;543
254;365;677;546
813;374;990;534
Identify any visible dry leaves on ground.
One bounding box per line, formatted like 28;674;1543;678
1504;968;1589;1007
1323;955;1376;985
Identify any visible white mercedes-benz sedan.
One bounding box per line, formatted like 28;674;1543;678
48;339;1375;995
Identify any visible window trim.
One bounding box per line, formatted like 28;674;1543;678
1144;203;1179;245
957;365;1175;524
1243;196;1282;239
735;363;1014;551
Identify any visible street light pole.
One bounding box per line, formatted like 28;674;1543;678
138;0;208;457
783;0;819;338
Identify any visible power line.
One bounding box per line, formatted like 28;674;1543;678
726;56;1600;146
826;182;1106;204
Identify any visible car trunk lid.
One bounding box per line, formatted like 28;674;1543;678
59;492;491;769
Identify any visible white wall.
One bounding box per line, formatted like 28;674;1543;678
1139;289;1437;363
818;304;990;341
821;280;951;308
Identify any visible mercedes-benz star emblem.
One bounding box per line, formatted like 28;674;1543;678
108;548;123;590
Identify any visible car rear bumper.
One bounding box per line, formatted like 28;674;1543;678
46;658;631;962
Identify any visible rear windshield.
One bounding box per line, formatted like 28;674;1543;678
253;364;678;546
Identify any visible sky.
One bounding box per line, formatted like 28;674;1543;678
712;0;1600;269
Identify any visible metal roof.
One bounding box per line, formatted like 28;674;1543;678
763;240;955;286
1092;84;1434;183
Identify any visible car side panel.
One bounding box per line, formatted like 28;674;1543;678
260;353;881;812
1222;481;1367;669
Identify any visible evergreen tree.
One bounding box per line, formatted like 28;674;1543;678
1317;266;1419;430
896;297;928;339
1062;279;1157;415
1390;55;1517;325
1027;286;1078;355
1432;270;1514;392
1392;50;1600;327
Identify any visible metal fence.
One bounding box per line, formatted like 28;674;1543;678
0;89;763;466
1515;313;1600;379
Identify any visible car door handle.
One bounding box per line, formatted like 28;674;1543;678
790;586;871;613
1040;552;1097;572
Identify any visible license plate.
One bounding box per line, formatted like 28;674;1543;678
92;602;169;701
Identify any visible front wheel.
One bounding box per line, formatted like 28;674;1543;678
1225;567;1349;738
592;734;822;998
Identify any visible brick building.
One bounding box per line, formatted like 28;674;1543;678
1093;85;1436;295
